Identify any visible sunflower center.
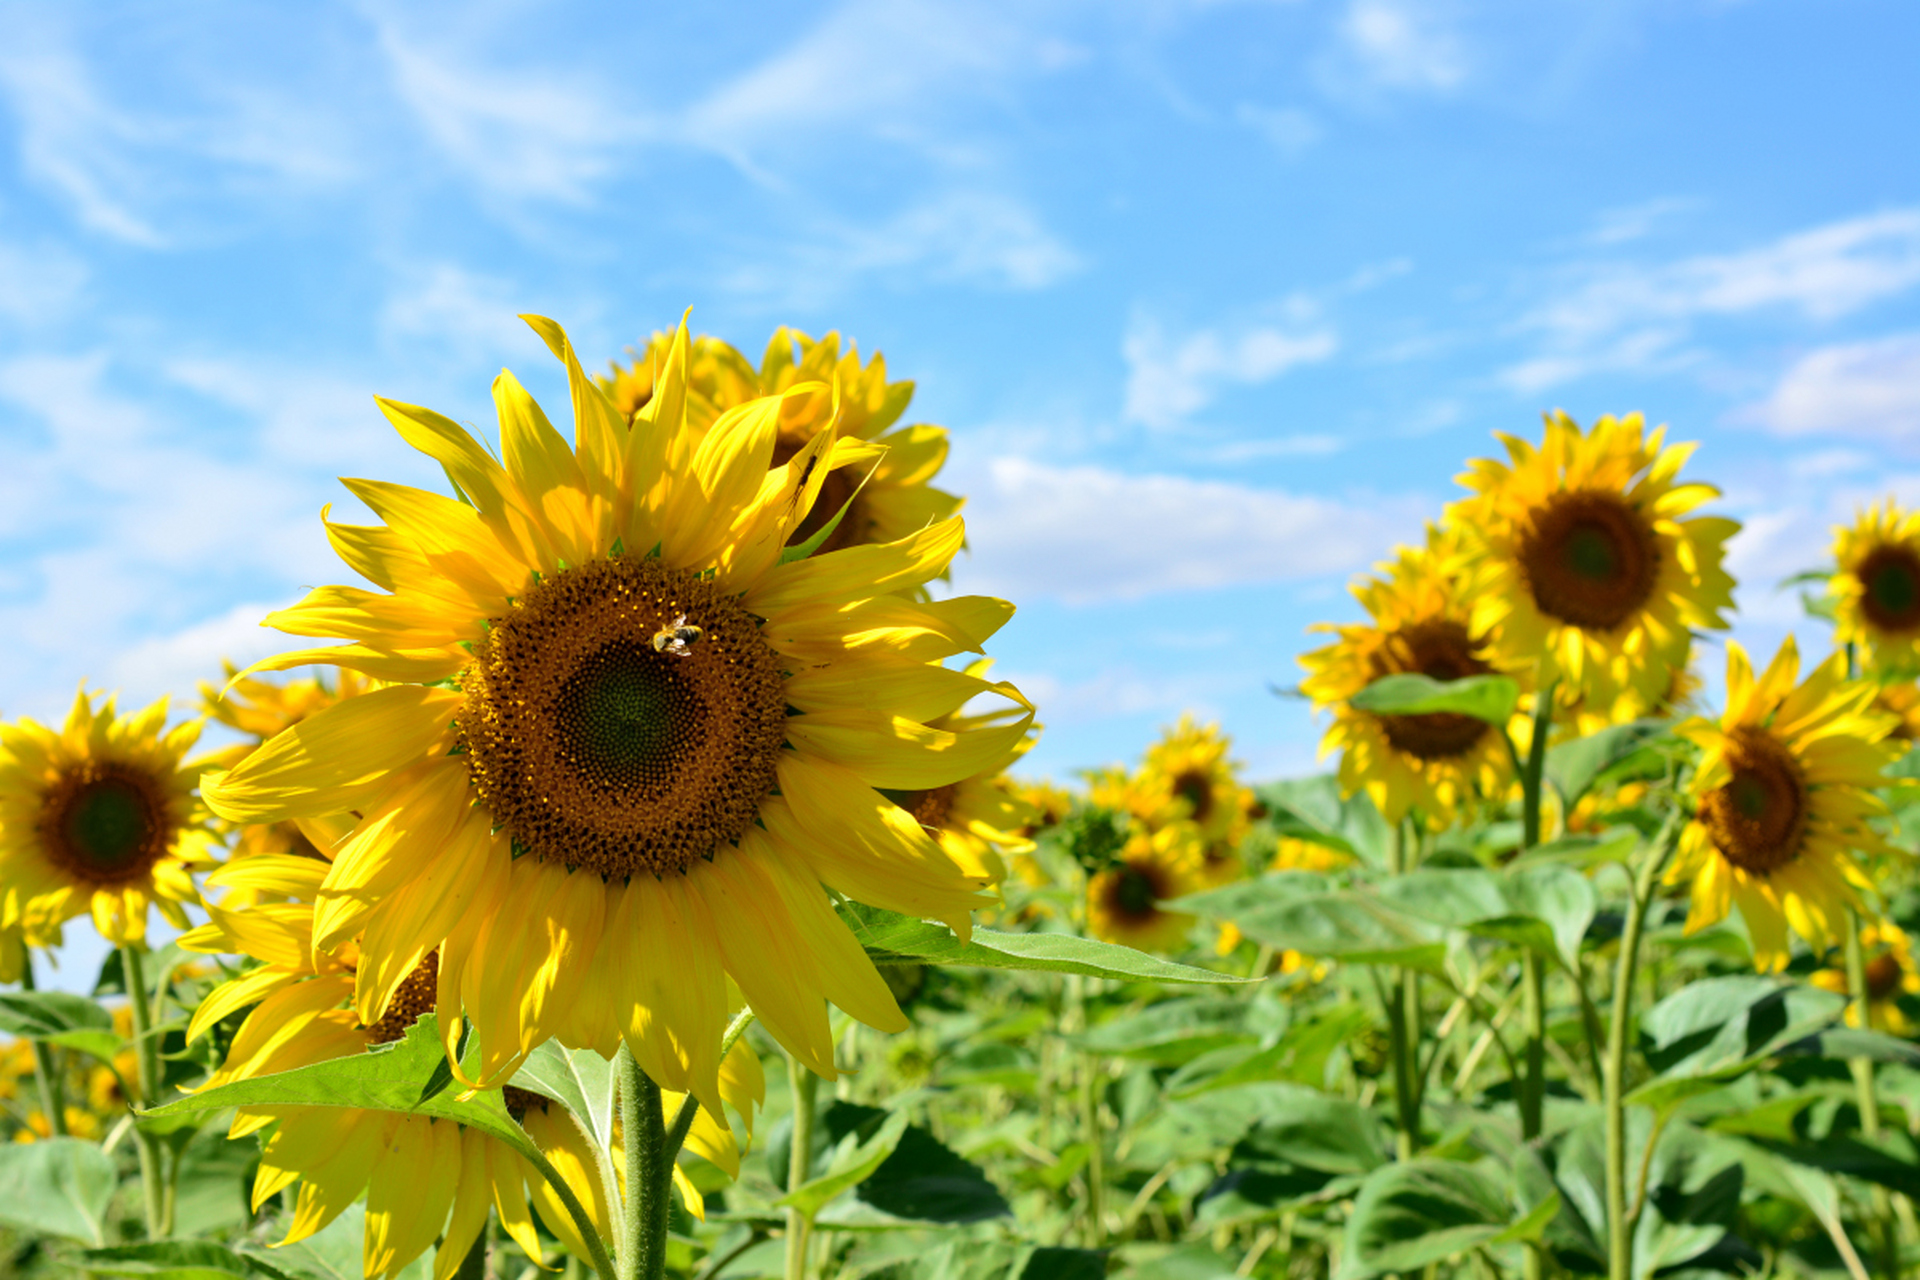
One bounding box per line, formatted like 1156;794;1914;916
1867;953;1905;1002
1107;861;1168;923
1516;489;1660;631
1373;619;1495;762
1857;545;1920;633
895;784;958;831
1171;770;1214;824
38;763;171;887
363;952;438;1046
461;556;788;879
1700;727;1808;876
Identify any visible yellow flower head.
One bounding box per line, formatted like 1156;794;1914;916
1137;715;1252;851
202;314;1030;1110
1811;921;1920;1036
1832;500;1920;676
0;687;220;945
1300;528;1519;826
1668;637;1902;972
1086;824;1204;953
1450;411;1738;724
600;325;960;559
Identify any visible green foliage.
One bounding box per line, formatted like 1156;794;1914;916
0;1137;117;1246
1349;673;1520;725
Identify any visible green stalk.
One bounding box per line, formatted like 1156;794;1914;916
1844;908;1902;1279
19;960;67;1137
1081;1053;1108;1246
785;1055;820;1280
1386;820;1421;1159
120;945;173;1238
1605;820;1680;1280
616;1051;670;1280
454;1221;489;1280
1517;684;1556;1146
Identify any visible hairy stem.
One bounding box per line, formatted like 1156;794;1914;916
617;1051;669;1280
785;1055;820;1280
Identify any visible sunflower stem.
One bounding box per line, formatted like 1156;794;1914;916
1517;681;1555;1139
785;1055;820;1280
120;944;172;1238
453;1222;489;1280
1844;907;1903;1279
616;1050;670;1280
19;959;68;1138
1386;821;1421;1160
1605;817;1680;1280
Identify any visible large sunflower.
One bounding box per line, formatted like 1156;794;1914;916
1450;411;1738;723
1086;824;1203;953
1831;500;1920;676
0;688;222;945
1301;529;1518;826
203;314;1029;1108
1667;637;1900;973
179;860;761;1277
601;326;960;557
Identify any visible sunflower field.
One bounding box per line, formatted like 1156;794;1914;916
6;316;1920;1280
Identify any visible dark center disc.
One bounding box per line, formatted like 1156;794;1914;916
39;763;171;887
1857;544;1920;634
1170;770;1214;824
1699;727;1809;876
1867;953;1905;1002
772;434;868;554
1516;490;1661;631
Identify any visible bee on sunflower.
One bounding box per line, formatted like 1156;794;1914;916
1449;411;1738;729
0;688;224;946
600;325;959;558
1811;921;1920;1036
1832;500;1920;677
1085;824;1204;953
1667;637;1901;973
203;314;1031;1108
1301;528;1521;826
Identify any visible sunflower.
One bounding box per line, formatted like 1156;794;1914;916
1086;824;1203;953
1301;529;1520;826
1006;779;1074;889
1873;678;1920;744
1450;411;1738;725
1667;637;1901;973
600;326;960;558
179;869;763;1276
1811;921;1920;1036
0;688;223;945
203;314;1029;1107
1832;501;1920;676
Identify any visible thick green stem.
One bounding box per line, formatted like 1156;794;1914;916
1386;821;1423;1159
617;1052;669;1280
1845;909;1902;1279
1516;686;1555;1280
785;1055;819;1280
1081;1055;1107;1246
19;961;67;1137
120;945;172;1238
1605;823;1679;1280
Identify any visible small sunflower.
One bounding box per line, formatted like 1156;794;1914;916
600;326;959;558
1133;716;1254;887
1006;779;1074;889
1811;921;1920;1036
204;314;1029;1106
1450;411;1738;723
1833;501;1920;676
1874;678;1920;745
0;688;222;945
1301;529;1519;826
1668;637;1901;973
1086;825;1203;953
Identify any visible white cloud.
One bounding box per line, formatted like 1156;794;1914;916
949;457;1419;604
1334;1;1467;94
0;238;88;327
1237;104;1323;155
1746;333;1920;440
1505;208;1920;392
1124;314;1337;429
379;264;545;366
104;601;289;710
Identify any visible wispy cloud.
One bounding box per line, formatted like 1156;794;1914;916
1324;0;1468;97
1503;208;1920;392
1124;312;1337;429
1236;104;1324;156
1744;333;1920;440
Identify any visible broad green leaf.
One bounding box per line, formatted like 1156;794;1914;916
1215;891;1447;973
171;1125;261;1239
0;1136;117;1245
141;1013;537;1165
1077;996;1285;1065
511;1039;617;1152
0;989;116;1043
252;1204;432;1280
836;903;1253;984
73;1242;297;1280
1170;871;1337;920
1255;776;1391;867
1545;720;1670;807
1340;1158;1552;1278
1377;867;1594;969
778;1110;910;1217
1349;672;1520;724
819;1125;1011;1226
1759;1127;1920;1199
1506;829;1637;871
1789;1026;1920;1067
1635;976;1845;1095
1230;1085;1387;1176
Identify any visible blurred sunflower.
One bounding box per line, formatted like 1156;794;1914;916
180;872;763;1275
1086;825;1203;953
1873;678;1920;746
1007;779;1074;889
1301;529;1518;826
1134;716;1253;888
1668;637;1901;973
1811;921;1920;1036
203;314;1029;1105
0;688;222;945
1833;501;1920;676
600;325;959;557
1451;411;1737;726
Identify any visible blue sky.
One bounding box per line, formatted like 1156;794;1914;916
2;0;1918;796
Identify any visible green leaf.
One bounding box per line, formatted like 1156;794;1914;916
1348;673;1520;724
73;1242;298;1280
0;1136;118;1245
778;1110;910;1217
250;1204;433;1280
822;1127;1011;1226
1207;891;1447;973
1633;977;1845;1101
511;1039;617;1152
1076;996;1284;1065
1229;1085;1387;1176
0;989;118;1056
171;1125;262;1240
1170;871;1338;921
836;903;1254;984
1377;867;1594;968
1545;720;1670;807
1505;828;1637;871
1254;776;1391;867
1340;1159;1553;1279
